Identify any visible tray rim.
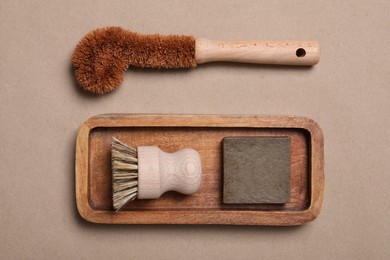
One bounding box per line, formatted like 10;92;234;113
75;114;324;225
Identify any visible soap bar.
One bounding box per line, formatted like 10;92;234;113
223;137;291;204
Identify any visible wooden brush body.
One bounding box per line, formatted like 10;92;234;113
137;146;202;199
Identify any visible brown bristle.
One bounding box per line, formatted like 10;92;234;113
71;27;196;94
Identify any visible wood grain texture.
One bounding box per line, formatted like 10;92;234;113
75;114;324;225
137;146;202;199
196;38;320;65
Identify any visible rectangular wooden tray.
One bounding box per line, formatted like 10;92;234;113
76;114;324;225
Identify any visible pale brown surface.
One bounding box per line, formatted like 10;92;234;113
195;39;320;65
76;115;323;225
1;0;390;259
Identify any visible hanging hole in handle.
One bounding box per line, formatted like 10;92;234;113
296;48;306;57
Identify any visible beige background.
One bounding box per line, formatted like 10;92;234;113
1;0;389;259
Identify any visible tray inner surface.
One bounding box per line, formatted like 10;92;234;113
88;127;310;211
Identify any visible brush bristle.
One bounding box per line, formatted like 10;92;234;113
111;137;139;211
71;26;196;94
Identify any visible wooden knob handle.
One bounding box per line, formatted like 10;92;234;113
137;146;202;199
195;38;320;66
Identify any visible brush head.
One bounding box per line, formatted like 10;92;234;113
71;27;197;94
111;137;139;211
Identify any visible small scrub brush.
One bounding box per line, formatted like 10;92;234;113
111;138;202;211
72;26;320;94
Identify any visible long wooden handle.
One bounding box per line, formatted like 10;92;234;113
137;146;202;199
195;38;320;66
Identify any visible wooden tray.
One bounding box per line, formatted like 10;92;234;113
76;114;324;225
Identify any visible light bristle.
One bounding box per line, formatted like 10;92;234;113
111;137;138;211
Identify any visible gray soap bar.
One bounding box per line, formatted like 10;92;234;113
223;137;291;204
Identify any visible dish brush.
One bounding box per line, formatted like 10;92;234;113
72;26;320;94
111;138;202;211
